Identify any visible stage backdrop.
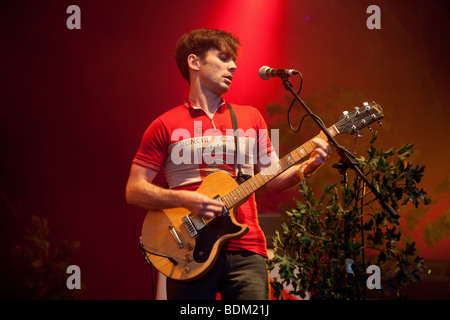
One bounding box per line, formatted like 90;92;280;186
1;0;449;299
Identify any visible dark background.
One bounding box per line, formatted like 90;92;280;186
1;0;449;299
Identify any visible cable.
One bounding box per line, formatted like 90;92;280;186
285;73;347;154
287;72;304;132
139;240;178;266
138;238;156;300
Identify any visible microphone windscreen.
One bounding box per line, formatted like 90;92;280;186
258;66;270;80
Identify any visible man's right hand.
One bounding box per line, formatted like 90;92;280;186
126;164;224;219
181;190;225;220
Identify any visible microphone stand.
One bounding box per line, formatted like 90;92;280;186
279;76;398;220
332;160;356;299
279;76;397;300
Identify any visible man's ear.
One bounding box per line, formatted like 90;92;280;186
187;54;201;71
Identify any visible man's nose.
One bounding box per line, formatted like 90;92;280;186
229;60;237;73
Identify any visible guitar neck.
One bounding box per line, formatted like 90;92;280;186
221;125;340;209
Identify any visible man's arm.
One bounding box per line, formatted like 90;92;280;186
265;138;331;193
125;164;223;219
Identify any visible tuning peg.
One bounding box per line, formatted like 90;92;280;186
343;110;349;119
367;126;373;131
354;106;360;114
363;101;371;110
377;120;383;126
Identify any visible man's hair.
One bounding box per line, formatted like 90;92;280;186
175;28;240;83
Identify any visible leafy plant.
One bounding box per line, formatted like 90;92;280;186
268;133;430;300
0;214;83;299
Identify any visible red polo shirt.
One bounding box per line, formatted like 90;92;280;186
133;100;275;258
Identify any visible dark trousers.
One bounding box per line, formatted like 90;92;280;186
166;251;269;300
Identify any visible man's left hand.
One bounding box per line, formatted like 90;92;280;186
303;138;331;177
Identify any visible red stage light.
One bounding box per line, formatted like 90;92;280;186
205;0;287;112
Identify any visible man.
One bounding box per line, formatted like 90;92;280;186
126;28;331;300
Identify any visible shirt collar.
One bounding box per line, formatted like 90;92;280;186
184;98;226;111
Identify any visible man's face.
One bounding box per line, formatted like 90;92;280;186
197;48;237;96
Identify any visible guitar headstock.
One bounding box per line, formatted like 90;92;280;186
335;101;384;135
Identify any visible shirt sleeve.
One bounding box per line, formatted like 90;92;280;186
132;117;169;173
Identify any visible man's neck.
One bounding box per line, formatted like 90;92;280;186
188;87;223;117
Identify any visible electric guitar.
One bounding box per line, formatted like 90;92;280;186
140;101;384;281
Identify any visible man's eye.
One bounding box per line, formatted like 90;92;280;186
218;54;230;62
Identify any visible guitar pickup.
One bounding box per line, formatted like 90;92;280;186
182;196;228;238
213;195;229;216
182;215;200;237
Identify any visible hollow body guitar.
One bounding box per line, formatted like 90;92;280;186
140;102;383;281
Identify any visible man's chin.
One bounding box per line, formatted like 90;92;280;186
215;87;230;96
220;83;231;94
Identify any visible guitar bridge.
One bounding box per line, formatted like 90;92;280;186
169;226;184;248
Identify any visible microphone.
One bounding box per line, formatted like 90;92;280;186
258;66;299;80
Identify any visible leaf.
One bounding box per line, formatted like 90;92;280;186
363;219;374;230
369;130;378;144
397;143;414;155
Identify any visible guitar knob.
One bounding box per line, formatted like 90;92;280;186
181;265;190;274
343;111;349;119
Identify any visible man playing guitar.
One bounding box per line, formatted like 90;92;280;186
126;28;331;300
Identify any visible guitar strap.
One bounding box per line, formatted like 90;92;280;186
226;103;251;185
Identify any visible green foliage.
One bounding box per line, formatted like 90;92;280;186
0;215;82;299
268;133;430;300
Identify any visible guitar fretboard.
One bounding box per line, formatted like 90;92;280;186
221;125;339;209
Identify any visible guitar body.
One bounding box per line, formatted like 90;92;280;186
141;171;249;281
